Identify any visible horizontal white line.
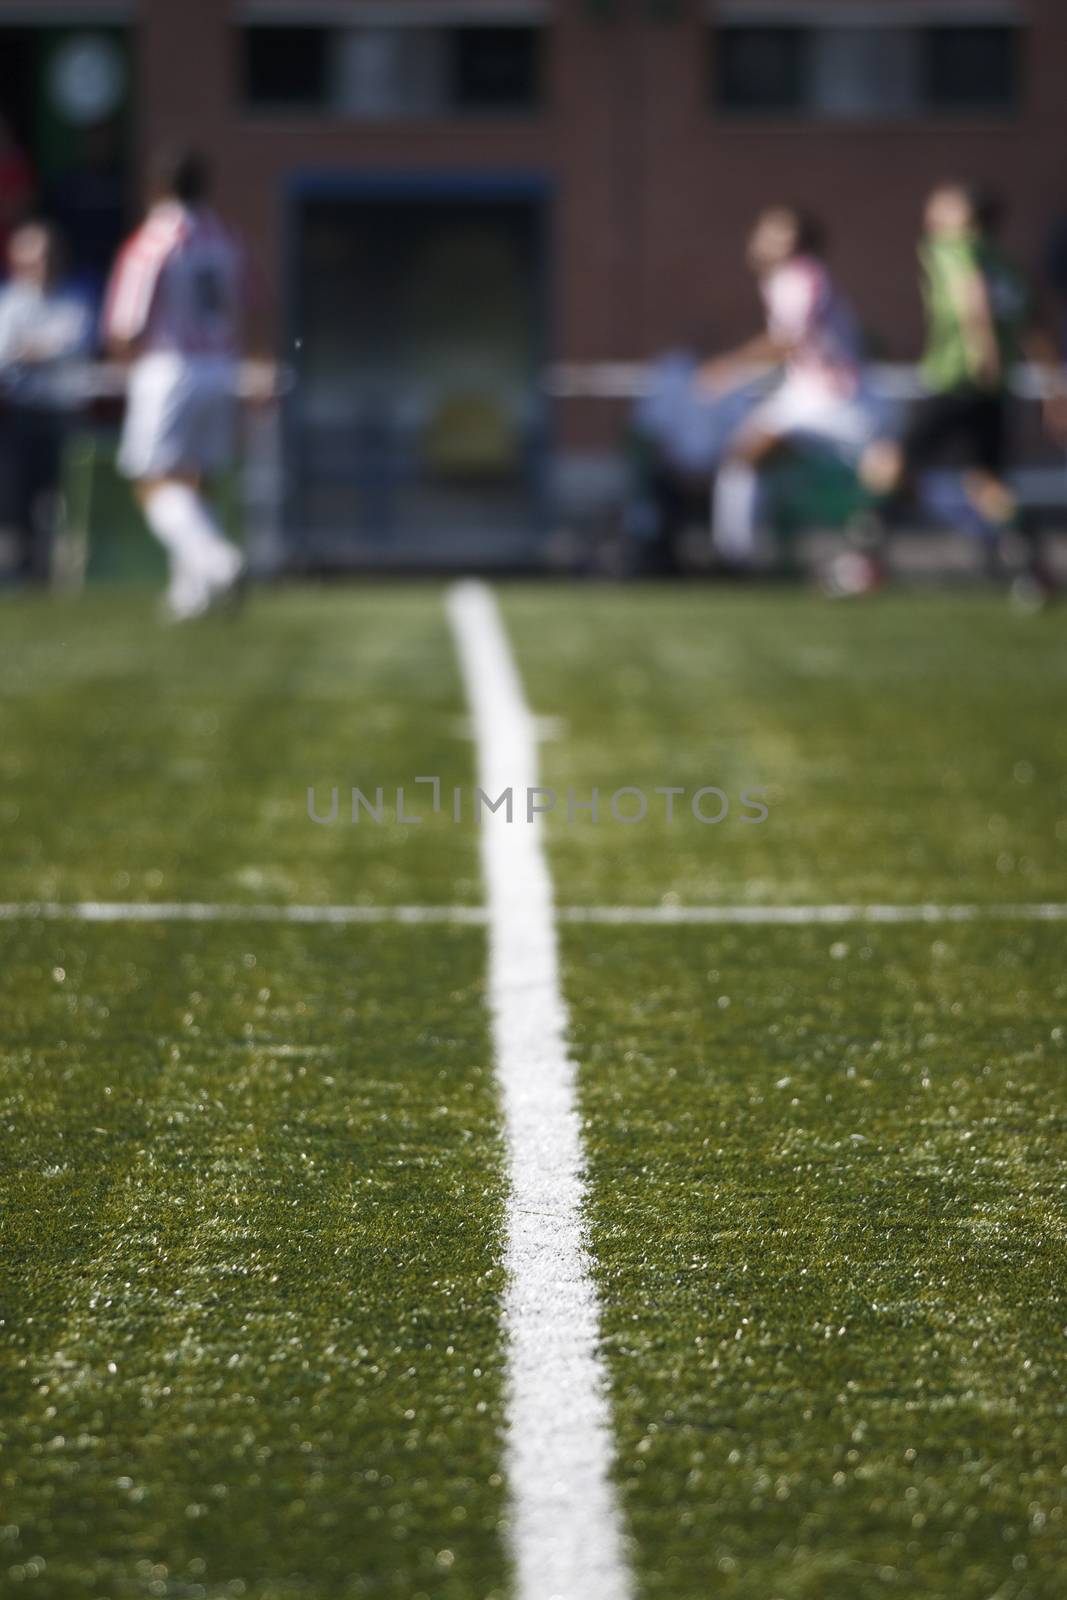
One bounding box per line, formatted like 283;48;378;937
1;902;1065;927
0;901;487;925
559;903;1067;925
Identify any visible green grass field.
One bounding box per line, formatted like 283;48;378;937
1;585;1065;1599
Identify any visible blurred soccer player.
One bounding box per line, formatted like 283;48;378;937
103;148;251;621
701;206;880;571
0;223;91;583
861;182;1067;605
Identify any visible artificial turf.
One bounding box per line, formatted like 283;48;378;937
567;921;1067;1600
501;586;1067;907
2;581;1065;1600
509;584;1067;1594
0;588;479;908
1;586;508;1597
0;919;509;1600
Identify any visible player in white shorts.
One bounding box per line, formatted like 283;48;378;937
103;149;251;620
701;207;883;568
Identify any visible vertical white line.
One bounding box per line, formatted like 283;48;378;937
447;582;633;1600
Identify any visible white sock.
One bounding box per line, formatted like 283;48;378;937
712;462;760;563
141;483;242;608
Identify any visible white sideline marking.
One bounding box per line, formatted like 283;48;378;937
2;902;1067;928
446;581;634;1600
1;901;1065;927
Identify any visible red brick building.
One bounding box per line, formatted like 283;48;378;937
3;0;1065;560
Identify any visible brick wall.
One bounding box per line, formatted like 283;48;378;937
134;0;1067;453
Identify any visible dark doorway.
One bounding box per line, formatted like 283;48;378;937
286;178;550;568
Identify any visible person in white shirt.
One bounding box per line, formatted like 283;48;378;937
103;148;257;621
0;222;91;582
701;207;881;569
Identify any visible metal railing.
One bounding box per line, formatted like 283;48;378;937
544;360;1067;401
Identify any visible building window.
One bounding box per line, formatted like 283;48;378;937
808;28;922;119
455;27;542;111
716;27;805;113
243;26;330;109
927;25;1019;111
332;28;447;118
713;22;1020;118
240;24;542;117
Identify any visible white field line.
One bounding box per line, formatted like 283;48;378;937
1;901;1066;927
0;901;485;925
446;581;634;1600
561;902;1067;925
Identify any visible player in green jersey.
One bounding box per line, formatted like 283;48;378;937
856;182;1067;605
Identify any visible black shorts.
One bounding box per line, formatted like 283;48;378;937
902;386;1009;477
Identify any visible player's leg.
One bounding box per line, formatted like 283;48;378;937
950;391;1053;601
858;384;961;514
133;471;242;620
866;390;1008;534
856;390;965;582
3;404;54;584
712;393;790;565
859;437;906;501
785;388;889;597
958;392;1016;537
961;391;1057;606
860;379;989;521
22;408;65;585
961;469;1016;527
961;391;1056;604
119;358;203;616
120;357;243;620
187;365;246;596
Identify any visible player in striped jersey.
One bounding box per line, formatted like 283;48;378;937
103;149;252;620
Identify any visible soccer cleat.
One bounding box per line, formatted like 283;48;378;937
201;546;247;616
159;574;212;623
